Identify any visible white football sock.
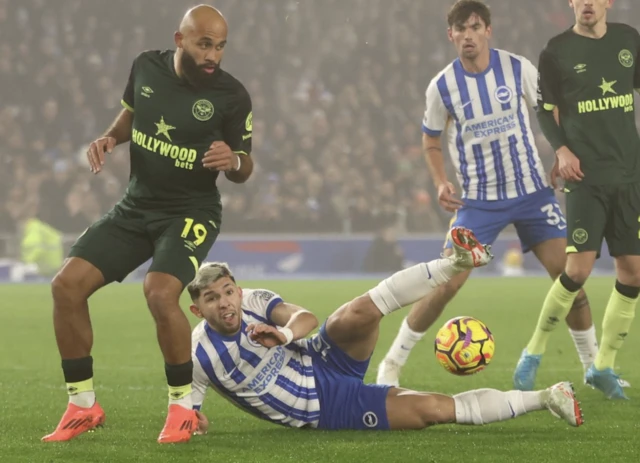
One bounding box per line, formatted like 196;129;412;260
453;389;547;425
69;391;96;408
384;317;426;366
569;325;598;370
169;392;193;411
369;259;457;316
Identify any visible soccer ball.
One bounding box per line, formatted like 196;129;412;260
434;316;495;375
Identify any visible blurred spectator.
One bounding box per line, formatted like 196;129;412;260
1;0;637;242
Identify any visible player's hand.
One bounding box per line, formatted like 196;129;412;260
549;156;562;190
193;410;209;435
556;147;584;182
87;136;116;174
437;181;464;212
202;141;239;172
246;323;287;348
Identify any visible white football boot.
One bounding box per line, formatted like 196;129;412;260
546;381;584;427
447;227;494;271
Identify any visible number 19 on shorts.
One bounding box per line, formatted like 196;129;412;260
181;218;208;246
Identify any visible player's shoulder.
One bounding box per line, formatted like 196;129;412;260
608;22;640;39
217;69;251;98
493;48;534;66
191;319;208;343
426;62;455;91
541;28;575;55
242;288;282;305
132;49;173;66
242;288;283;320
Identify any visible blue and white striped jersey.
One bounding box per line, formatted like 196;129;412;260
422;48;548;201
191;289;321;428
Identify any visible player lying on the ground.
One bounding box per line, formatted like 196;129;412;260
376;0;605;390
187;227;583;433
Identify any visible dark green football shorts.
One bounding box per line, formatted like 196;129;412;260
565;182;640;257
68;204;220;286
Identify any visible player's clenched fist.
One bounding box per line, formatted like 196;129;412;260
246;323;287;348
87;136;116;174
202;141;239;172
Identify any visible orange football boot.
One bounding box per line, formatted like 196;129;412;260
157;404;197;444
42;402;105;442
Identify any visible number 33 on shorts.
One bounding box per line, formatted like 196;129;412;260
540;203;567;230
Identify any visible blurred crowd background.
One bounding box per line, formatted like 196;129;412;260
1;0;639;252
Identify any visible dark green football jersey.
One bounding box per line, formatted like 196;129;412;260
537;23;640;185
119;50;252;212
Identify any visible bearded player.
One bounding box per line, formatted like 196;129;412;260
514;0;640;399
188;228;583;434
43;5;253;443
377;0;600;389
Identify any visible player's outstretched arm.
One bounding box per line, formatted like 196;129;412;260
247;302;318;347
87;108;133;174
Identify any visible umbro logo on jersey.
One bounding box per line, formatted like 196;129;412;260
141;86;154;98
574;64;587;74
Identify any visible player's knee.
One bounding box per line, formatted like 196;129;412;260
144;285;180;319
563;268;589;287
614;258;640;288
351;294;385;322
564;253;596;286
51;268;90;305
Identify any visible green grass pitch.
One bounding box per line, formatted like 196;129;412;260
0;277;638;463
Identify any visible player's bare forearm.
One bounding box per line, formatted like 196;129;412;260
103;108;133;145
270;302;319;341
283;310;318;341
225;154;253;183
423;133;448;187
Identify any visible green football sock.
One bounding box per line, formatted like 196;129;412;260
527;278;579;355
594;288;637;370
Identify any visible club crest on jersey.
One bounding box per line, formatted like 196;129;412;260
192;99;214;121
246;333;263;349
619;49;633;68
494;85;513;104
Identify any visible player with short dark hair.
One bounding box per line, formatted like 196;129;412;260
188;228;583;434
514;0;640;399
377;0;600;390
43;5;254;444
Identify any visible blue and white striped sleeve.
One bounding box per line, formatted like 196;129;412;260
243;289;284;325
520;56;539;111
422;77;448;137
